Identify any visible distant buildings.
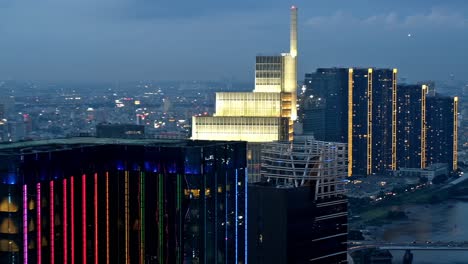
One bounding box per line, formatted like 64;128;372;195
301;68;459;176
0;138;247;263
96;123;145;139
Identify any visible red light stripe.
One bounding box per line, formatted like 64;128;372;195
94;173;98;264
63;179;68;264
23;185;27;264
106;172;109;264
37;183;41;264
50;181;55;264
82;174;87;264
71;177;75;264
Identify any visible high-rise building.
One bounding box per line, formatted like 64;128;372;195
248;138;348;263
0;138;247;264
192;6;299;182
192;6;298;142
348;68;397;176
396;84;427;169
301;68;349;142
426;95;458;171
301;68;397;176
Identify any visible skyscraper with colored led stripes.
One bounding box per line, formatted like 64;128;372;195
0;137;247;264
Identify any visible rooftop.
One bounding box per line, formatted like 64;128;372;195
0;137;242;155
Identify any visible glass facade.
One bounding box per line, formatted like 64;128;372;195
426;95;458;170
396;84;426;169
254;56;284;93
0;138;247;264
301;68;349;142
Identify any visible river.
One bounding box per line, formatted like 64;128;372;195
372;200;468;263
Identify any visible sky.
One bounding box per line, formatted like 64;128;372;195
0;0;468;82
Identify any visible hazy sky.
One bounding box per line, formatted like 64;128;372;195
1;0;468;82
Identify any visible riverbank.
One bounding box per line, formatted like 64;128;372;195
371;201;468;264
350;177;468;227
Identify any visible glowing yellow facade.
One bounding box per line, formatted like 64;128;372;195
214;92;282;117
348;68;354;176
367;68;373;175
191;116;289;142
421;85;427;169
391;69;397;170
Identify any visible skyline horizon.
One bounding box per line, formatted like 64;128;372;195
1;1;468;82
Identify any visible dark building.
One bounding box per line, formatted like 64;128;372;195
396;84;426;169
0;137;247;264
348;68;396;176
301;68;397;176
249;139;348;264
248;185;347;264
426;95;458;171
302;68;348;142
96;123;145;139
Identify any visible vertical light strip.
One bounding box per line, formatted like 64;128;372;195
367;68;373;175
158;174;163;264
105;172;109;264
82;174;87;264
70;176;75;264
63;179;68;264
124;171;129;264
244;168;248;264
23;185;28;264
50;181;55;264
391;69;398;170
421;85;427;169
176;174;181;264
37;183;42;264
348;68;354;177
453;97;458;171
225;171;228;263
94;173;98;264
140;172;145;264
71;177;75;264
235;169;238;264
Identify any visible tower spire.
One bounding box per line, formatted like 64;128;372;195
290;5;298;58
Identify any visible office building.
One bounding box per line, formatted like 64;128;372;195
301;68;349;142
0;137;247;264
248;138;348;263
396;84;427;169
426;95;458;171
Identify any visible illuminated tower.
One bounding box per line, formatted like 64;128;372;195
192;7;299;181
396;84;427;169
348;68;397;176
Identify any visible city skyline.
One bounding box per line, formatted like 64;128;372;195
1;1;468;82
